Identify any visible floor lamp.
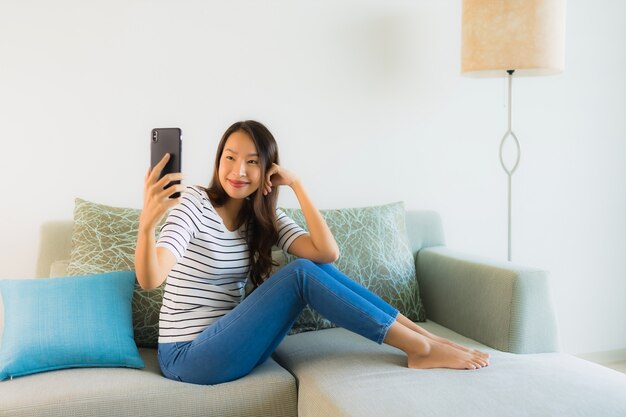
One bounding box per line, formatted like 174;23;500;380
461;0;566;261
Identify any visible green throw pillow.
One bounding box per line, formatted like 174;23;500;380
66;198;165;348
281;202;426;335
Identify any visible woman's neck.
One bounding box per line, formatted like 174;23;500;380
216;198;245;232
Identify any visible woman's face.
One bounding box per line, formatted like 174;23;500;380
218;130;262;200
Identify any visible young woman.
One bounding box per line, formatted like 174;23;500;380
135;120;489;385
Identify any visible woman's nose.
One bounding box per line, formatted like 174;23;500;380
237;162;246;177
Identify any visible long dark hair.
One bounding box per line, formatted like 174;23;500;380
206;120;280;289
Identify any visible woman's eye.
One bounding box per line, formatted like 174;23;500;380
248;160;258;165
225;155;235;161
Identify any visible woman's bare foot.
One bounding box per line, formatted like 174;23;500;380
384;321;489;370
394;313;490;361
408;340;489;370
434;336;491;361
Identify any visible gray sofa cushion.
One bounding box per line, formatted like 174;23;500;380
272;322;626;417
282;202;426;335
0;348;297;417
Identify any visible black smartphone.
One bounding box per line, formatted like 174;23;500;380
150;128;182;199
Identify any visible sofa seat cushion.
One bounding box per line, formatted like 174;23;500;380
0;348;297;417
272;322;626;417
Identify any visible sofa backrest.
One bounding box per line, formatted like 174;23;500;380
36;221;73;278
35;210;445;279
405;210;445;254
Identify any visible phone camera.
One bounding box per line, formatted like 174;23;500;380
152;131;158;143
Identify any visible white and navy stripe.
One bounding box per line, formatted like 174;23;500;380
156;185;307;343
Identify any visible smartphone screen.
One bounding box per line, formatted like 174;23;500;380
150;128;182;199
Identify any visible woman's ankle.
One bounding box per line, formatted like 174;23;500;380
384;321;432;357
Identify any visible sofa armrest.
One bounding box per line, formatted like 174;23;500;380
415;246;560;354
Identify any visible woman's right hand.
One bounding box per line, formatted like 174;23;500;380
139;153;185;231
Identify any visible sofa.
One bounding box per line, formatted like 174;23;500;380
1;206;626;417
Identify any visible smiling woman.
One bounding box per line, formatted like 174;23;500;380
219;133;261;202
205;121;295;285
133;119;490;386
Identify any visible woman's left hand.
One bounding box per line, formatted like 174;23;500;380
264;163;298;195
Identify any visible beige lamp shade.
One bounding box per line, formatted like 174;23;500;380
461;0;566;77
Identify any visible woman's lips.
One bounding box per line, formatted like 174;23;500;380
228;179;250;189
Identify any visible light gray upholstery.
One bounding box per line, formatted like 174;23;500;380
405;210;559;354
405;210;445;253
416;246;560;353
35;221;73;278
3;211;625;417
0;348;297;417
273;323;626;417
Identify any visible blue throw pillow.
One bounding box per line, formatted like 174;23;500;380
0;271;144;380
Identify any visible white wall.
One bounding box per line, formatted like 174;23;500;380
0;0;624;356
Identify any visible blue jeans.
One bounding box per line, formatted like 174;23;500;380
157;259;399;385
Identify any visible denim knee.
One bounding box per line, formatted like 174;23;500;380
288;258;316;271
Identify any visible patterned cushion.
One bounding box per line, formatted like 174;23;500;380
66;198;165;348
281;202;426;335
64;199;424;344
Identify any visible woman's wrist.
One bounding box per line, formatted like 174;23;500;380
289;178;302;191
138;218;156;236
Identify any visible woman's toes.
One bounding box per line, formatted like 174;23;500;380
473;349;489;359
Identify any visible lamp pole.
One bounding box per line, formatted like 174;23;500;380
499;69;521;262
